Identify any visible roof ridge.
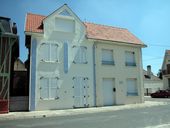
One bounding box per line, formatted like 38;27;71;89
84;21;127;30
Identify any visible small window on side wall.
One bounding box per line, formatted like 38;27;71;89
125;51;136;66
127;78;138;96
73;46;87;64
101;49;114;65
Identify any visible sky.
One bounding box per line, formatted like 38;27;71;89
0;0;170;75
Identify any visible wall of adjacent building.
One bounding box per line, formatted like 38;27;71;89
95;42;144;106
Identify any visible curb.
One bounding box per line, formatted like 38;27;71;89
0;101;168;121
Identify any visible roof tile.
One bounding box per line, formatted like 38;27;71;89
25;13;145;45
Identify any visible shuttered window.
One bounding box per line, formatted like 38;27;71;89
73;76;89;107
40;77;59;100
125;51;136;66
102;49;114;65
73;46;87;64
39;43;58;62
127;78;138;96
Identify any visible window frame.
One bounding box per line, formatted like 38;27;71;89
73;46;88;64
39;42;59;63
101;49;115;65
125;51;136;66
39;76;59;100
126;78;138;96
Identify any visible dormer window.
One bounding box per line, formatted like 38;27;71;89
55;17;75;32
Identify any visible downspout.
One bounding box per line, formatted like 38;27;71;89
93;42;97;107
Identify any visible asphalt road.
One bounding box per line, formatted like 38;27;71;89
1;99;170;128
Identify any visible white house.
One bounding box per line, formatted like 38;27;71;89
25;4;146;111
143;65;163;95
162;50;170;89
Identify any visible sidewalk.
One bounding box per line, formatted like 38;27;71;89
0;101;168;121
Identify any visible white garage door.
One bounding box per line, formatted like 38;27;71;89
103;78;115;106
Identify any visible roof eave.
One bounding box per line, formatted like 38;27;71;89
87;37;147;48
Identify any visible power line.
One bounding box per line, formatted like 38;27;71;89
147;44;170;47
143;57;163;61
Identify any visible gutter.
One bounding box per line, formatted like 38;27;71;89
93;42;97;107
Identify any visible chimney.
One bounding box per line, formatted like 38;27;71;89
147;65;152;78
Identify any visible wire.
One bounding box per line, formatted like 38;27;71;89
147;44;170;47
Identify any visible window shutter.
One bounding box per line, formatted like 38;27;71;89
50;44;58;62
127;79;138;96
125;51;136;66
40;78;49;99
81;47;87;63
50;78;58;99
39;43;50;61
102;49;113;61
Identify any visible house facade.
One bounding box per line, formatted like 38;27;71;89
25;4;146;111
162;50;170;89
143;65;163;95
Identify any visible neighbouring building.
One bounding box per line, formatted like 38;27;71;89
25;4;146;111
0;17;19;113
162;50;170;89
143;65;163;96
10;58;29;111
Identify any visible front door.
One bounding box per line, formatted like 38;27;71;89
103;78;115;106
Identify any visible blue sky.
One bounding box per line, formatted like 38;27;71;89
0;0;170;75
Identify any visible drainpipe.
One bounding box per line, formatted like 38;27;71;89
93;43;97;107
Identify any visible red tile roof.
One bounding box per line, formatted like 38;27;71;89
25;13;145;46
25;13;45;33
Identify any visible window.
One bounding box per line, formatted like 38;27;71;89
125;51;136;66
73;46;87;64
59;9;71;16
127;78;138;96
40;77;59;100
39;43;58;62
101;49;114;65
55;18;75;32
73;76;89;107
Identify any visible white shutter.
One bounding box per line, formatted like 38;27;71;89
81;47;87;63
83;78;88;106
127;79;138;96
40;78;49;99
102;49;113;62
50;44;58;62
39;43;50;61
125;51;135;66
73;77;81;107
50;78;58;99
73;46;87;64
74;47;80;63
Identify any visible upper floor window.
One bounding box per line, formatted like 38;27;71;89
126;78;138;96
101;49;114;65
125;51;136;66
55;18;75;32
73;46;87;64
40;77;59;100
39;43;59;63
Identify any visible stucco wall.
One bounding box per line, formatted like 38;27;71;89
95;42;144;106
29;11;95;110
